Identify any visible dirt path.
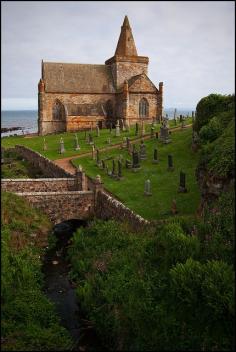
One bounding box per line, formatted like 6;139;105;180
53;124;192;175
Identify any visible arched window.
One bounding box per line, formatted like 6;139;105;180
52;100;65;121
139;98;149;118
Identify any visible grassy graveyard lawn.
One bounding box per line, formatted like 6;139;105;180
72;127;200;221
1;117;192;160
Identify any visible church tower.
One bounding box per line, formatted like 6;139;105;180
105;16;149;90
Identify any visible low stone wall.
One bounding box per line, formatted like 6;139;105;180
1;178;81;193
96;190;150;230
17;191;94;224
14;145;73;178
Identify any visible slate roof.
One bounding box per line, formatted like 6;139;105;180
42;62;115;93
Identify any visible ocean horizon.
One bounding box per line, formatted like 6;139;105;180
1;107;195;137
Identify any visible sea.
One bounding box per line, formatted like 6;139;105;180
1;108;195;137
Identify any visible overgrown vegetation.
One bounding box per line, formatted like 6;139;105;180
1;149;45;179
1;192;72;351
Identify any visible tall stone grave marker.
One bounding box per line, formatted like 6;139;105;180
144;179;152;196
178;171;187;192
167;154;174;171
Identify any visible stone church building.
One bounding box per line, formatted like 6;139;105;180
38;16;163;135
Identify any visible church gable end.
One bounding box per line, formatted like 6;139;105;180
128;74;158;93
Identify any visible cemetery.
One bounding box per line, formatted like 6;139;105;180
72;127;200;220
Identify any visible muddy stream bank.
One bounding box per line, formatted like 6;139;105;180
42;220;105;351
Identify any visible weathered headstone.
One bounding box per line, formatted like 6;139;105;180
101;159;106;169
115;120;120;137
132;150;140;171
118;160;123;179
144;179;152;196
88;133;94;144
171;199;178;215
152;148;159;164
151;126;155;138
96;149;100;164
178;171;187;192
155;131;159;139
135;122;139;136
139;141;147;160
74;134;80;151
160;125;171;144
112;159;116;177
43;138;47;151
125;159;132;169
167;154;174;171
92;145;95;160
59;137;65;154
96;125;100;137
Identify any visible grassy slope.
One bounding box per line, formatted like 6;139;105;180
1;118;192;160
73;127;200;220
1;192;72;351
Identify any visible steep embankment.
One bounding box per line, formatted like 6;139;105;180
1;192;72;351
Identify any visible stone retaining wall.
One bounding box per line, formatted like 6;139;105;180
14;145;73;178
96;190;150;230
1;178;81;193
17;191;94;224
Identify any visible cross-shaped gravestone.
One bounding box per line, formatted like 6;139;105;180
178;171;187;192
144;179;152;196
152;148;159;164
167;154;174;171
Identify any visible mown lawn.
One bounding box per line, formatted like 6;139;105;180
1;118;192;160
72;127;200;220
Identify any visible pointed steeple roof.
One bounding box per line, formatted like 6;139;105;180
115;16;138;56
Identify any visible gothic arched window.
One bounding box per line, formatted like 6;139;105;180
139;98;149;118
52;100;65;121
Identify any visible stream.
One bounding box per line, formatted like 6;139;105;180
42;220;105;351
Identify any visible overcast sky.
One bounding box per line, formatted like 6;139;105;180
1;1;235;110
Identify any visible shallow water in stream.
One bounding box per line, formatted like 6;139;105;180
42;220;105;351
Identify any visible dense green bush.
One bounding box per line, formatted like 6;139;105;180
194;94;234;133
68;219;234;351
1;193;72;351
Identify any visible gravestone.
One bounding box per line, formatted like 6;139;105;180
144;179;152;196
118;160;123;179
160;125;171;144
112;159;117;177
115;120;120;137
107;137;111;144
152;148;159;164
139;141;147;160
167;154;174;171
88;133;94;145
171;199;178;215
101;159;106;169
96;149;100;164
43;138;47;151
178;171;187;192
96;126;100;137
91;145;95;160
155;131;159;139
151;126;155;138
132;150;140;171
125;159;132;169
59;137;65;154
74;134;80;151
135;122;139;136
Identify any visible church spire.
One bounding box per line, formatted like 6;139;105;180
115;16;138;56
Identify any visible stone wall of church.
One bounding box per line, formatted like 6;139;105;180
128;93;160;122
39;93;116;135
111;62;148;89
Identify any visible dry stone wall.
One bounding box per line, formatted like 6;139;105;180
96;190;150;230
14;145;73;178
17;191;94;225
1;178;80;193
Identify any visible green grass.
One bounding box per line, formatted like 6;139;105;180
1;118;192;160
72;127;200;220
